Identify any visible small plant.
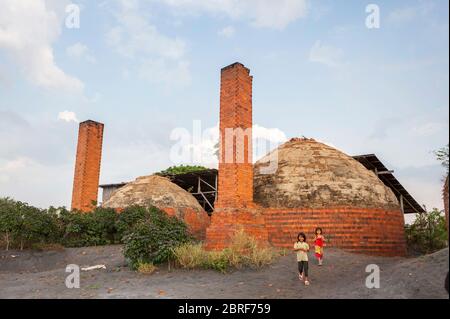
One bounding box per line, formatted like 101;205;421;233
173;243;205;269
137;262;157;275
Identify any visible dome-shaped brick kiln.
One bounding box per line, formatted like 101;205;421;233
103;175;210;239
254;138;400;210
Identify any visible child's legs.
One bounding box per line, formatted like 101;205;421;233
298;261;304;274
302;261;309;277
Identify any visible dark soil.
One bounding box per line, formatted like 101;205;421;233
0;245;448;299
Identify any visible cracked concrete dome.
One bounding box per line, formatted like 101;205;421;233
254;138;400;210
103;175;204;212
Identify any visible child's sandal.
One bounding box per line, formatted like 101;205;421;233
304;280;310;286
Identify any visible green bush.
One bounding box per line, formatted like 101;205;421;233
115;205;151;241
0;198;61;250
123;207;192;269
405;208;448;255
0;197;194;262
60;207;118;247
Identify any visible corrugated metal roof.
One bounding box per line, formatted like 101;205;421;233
353;154;425;214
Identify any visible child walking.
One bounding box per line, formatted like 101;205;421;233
314;227;325;266
294;232;310;286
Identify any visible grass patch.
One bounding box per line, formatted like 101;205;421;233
137;262;157;275
173;229;277;273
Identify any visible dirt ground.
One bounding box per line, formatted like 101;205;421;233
0;245;448;299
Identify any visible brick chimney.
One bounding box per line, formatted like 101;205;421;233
216;62;254;208
71;120;104;212
205;63;268;250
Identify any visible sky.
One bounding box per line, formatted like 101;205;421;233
0;0;448;220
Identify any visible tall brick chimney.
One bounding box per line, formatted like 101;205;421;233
216;62;254;208
71;120;104;212
205;63;268;250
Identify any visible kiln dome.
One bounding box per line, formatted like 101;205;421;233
254;138;400;210
103;175;210;239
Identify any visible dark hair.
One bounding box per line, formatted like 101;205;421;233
315;227;323;235
297;232;306;242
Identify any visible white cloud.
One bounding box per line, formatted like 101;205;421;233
218;26;235;38
107;0;190;87
58;111;79;123
158;0;308;30
0;0;84;92
388;2;434;24
66;42;96;63
309;40;344;68
410;122;443;137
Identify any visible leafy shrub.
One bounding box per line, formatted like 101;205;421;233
0;198;27;250
0;198;61;250
115;205;151;240
60;207;118;247
405;208;448;255
0;198;187;252
123;207;191;269
173;229;276;272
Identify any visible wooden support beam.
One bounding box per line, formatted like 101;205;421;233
400;195;404;214
198;177;216;191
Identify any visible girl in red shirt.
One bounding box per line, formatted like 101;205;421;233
314;227;326;266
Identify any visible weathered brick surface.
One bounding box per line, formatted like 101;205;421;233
162;207;211;240
71;120;104;212
205;206;406;256
215;62;254;209
206;63;264;249
265;207;407;256
204;207;268;250
254;138;400;210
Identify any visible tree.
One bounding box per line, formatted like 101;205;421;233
405;208;448;254
434;144;449;175
0;198;24;250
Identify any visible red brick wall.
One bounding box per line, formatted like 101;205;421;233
162;207;211;240
216;62;254;208
205;207;406;256
71;120;104;212
204;208;268;250
265;207;407;256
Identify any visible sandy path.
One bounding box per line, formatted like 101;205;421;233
0;245;448;299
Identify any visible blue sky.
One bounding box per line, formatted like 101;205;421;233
0;0;448;217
